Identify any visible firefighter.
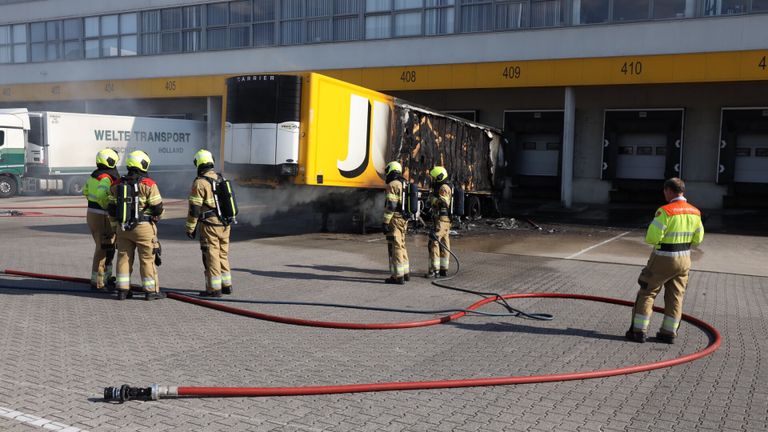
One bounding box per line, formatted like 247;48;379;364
108;150;164;301
382;161;410;284
185;149;233;297
425;166;452;278
626;177;704;344
83;148;120;291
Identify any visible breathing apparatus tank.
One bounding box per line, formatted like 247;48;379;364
205;175;239;226
405;182;420;219
115;180;140;231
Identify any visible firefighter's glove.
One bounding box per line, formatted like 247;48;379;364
150;216;160;223
428;230;439;241
153;245;162;266
382;223;392;235
186;230;196;240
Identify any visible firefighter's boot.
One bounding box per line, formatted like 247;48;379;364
222;285;233;295
384;276;404;285
199;290;222;298
116;290;129;301
625;328;647;343
144;291;165;301
656;331;675;344
106;276;116;292
439;269;448;277
424;271;438;279
403;274;410;282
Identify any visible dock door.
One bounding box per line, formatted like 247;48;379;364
503;110;564;201
718;108;768;208
601;109;684;202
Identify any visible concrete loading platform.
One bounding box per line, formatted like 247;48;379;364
0;196;766;431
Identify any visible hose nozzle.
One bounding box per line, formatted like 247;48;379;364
103;384;154;402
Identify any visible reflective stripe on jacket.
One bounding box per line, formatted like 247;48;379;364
83;173;115;210
186;170;218;232
383;179;404;224
646;197;704;250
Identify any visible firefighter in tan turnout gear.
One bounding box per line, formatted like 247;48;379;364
425;166;452;278
185;149;237;297
626;178;704;344
108;150;164;301
382;161;410;285
83;148;120;291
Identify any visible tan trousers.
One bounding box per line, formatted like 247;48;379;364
386;216;409;278
200;223;231;293
87;212;115;289
115;223;159;293
428;217;451;271
631;252;691;336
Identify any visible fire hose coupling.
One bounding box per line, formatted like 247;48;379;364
103;384;178;402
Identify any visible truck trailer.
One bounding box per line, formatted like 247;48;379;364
223;72;503;217
0;109;206;198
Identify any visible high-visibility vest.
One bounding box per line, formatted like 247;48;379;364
646;197;704;253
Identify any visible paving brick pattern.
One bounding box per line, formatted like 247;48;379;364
0;213;766;431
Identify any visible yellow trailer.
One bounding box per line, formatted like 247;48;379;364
223;72;501;215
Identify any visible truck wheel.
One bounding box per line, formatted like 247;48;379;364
65;177;86;195
0;176;18;198
466;196;481;219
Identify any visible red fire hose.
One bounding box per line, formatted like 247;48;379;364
2;269;721;401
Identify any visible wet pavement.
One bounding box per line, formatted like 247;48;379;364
0;195;767;431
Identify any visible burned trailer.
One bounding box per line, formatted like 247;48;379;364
390;102;504;218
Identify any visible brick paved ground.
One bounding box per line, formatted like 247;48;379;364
0;198;766;431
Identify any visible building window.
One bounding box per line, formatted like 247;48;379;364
120;13;138;56
230;0;253;47
495;1;528;29
753;0;768;11
652;0;687;18
702;0;748;15
531;0;564;27
63;18;82;59
394;0;423;36
366;0;392;38
82;13;136;58
183;5;202;52
0;26;11;63
613;0;650;21
460;0;493;32
207;2;229;49
141;10;161;54
160;8;181;53
578;0;610;24
425;0;455;35
280;0;304;45
254;0;276;46
333;0;361;41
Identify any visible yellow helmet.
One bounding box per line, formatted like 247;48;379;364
429;166;448;182
385;161;402;175
126;150;151;172
193;149;215;168
96;148;119;168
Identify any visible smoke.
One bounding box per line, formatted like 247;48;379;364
232;184;383;233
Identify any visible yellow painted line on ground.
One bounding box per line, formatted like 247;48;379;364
1;49;767;102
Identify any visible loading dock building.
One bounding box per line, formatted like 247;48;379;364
1;0;767;209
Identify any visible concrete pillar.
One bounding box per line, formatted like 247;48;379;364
561;86;576;208
206;96;222;165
